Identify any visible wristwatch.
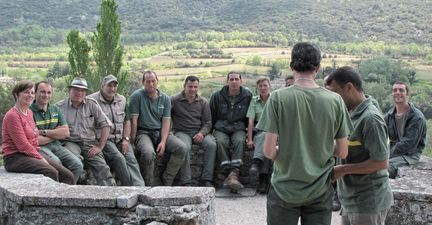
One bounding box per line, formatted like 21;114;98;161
122;136;130;142
42;129;47;136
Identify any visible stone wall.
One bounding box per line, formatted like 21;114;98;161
0;167;215;225
386;156;432;225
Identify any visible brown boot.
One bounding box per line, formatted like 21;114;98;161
224;168;244;193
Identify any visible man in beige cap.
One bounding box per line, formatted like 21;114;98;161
57;77;116;186
88;75;144;186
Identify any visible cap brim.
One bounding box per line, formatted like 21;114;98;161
68;85;89;90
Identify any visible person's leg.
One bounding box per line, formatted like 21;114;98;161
39;145;62;164
231;130;246;168
388;156;409;179
199;134;217;185
342;209;389;225
300;184;333;225
267;185;301;225
213;130;231;169
4;153;59;182
162;133;187;186
135;133;156;186
80;141;116;186
51;142;84;184
174;131;193;186
43;154;74;185
103;140;131;186
116;141;145;186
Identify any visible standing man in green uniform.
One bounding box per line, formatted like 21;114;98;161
326;67;393;225
88;75;144;186
129;70;186;186
257;42;352;225
30;81;84;184
57;77;115;186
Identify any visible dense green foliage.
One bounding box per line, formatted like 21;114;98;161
1;0;432;51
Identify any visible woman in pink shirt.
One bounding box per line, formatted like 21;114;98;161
1;80;73;184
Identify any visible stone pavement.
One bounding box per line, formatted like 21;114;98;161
214;194;342;225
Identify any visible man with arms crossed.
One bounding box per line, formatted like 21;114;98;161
257;42;351;225
171;75;217;187
129;70;186;186
88;75;144;186
385;81;427;178
326;67;393;225
30;81;83;184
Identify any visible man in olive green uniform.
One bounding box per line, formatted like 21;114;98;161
57;77;115;186
257;42;351;225
326;67;393;225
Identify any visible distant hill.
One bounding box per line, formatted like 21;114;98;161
0;0;431;47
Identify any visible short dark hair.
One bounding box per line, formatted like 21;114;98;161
184;75;199;85
285;75;294;82
35;81;52;93
256;76;270;86
226;71;242;80
393;81;410;95
142;70;158;81
326;66;363;92
290;42;321;72
12;80;34;101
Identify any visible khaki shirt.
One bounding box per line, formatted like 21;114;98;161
57;97;112;142
88;91;127;142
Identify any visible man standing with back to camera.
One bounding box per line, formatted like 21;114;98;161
257;42;352;225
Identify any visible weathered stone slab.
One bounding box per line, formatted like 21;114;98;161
140;186;215;206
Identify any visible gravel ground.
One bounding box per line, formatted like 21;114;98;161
214;194;342;225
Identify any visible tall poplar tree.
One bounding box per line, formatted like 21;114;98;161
67;30;91;79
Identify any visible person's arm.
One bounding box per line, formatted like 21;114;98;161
332;159;388;182
156;117;170;156
194;100;212;143
121;120;132;154
45;125;70;139
247;117;255;149
334;137;348;159
263;132;278;160
130;116;138;144
88;125;110;158
391;115;426;156
38;135;54;145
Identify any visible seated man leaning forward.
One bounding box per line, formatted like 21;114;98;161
129;70;187;186
384;81;427;178
30;81;84;184
57;77;116;186
88;75;144;186
210;71;252;192
171;75;217;187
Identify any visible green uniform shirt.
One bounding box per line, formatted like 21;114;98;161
257;85;352;204
129;88;171;131
30;102;67;145
338;97;393;213
246;94;268;123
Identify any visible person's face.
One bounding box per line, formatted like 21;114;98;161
102;81;118;99
35;83;52;106
143;72;158;94
257;80;270;96
327;81;349;107
69;87;86;104
184;80;199;99
227;73;242;92
392;83;409;104
17;87;35;106
285;78;294;87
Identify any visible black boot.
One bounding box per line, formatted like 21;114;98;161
257;174;269;194
249;159;261;179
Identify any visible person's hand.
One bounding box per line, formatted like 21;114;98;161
332;165;346;182
88;145;102;158
121;139;129;154
156;142;166;157
193;132;204;143
247;140;255;149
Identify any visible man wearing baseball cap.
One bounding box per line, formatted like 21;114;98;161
88;75;144;186
57;77;116;186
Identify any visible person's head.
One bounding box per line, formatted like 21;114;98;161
142;70;158;94
68;77;89;105
12;80;34;106
226;71;242;93
290;42;321;73
326;66;363;110
285;75;294;87
34;81;53;106
256;77;271;96
183;75;200;99
392;81;410;105
101;74;118;100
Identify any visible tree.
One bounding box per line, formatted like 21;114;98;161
66;29;91;81
92;0;129;95
358;56;416;85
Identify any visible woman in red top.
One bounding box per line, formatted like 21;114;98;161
1;80;73;184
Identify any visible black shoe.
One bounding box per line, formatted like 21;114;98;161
249;163;259;178
200;181;214;187
257;174;269;194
